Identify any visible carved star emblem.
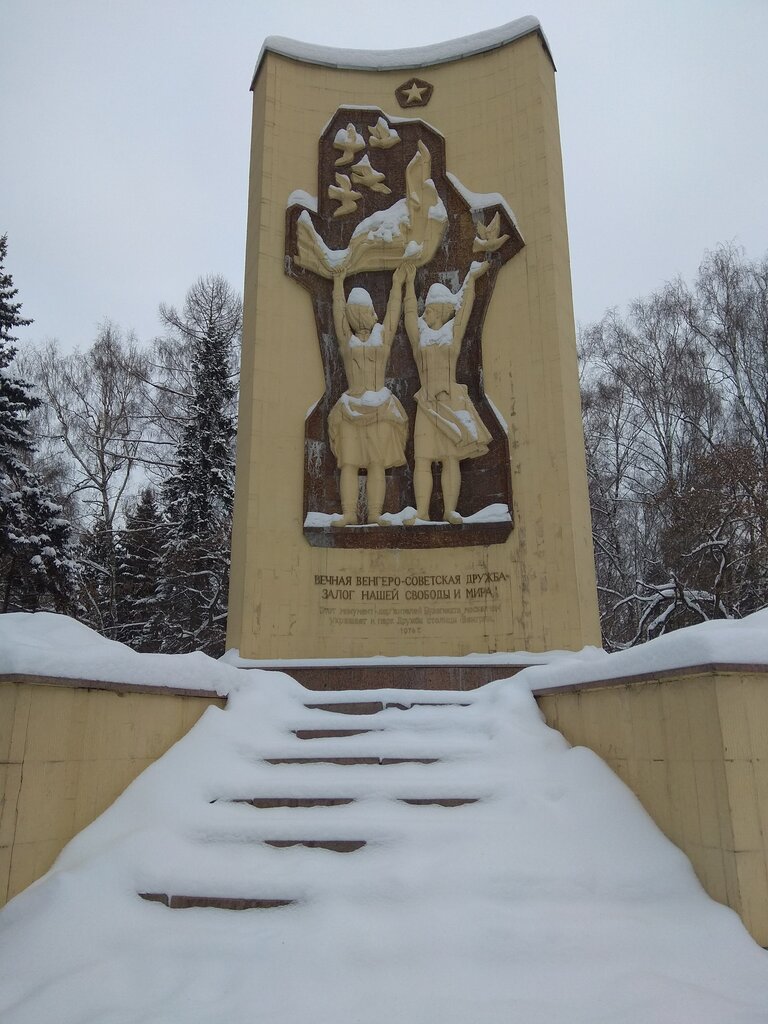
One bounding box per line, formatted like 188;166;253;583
395;77;433;108
401;80;427;104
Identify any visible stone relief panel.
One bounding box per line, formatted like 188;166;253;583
285;106;524;549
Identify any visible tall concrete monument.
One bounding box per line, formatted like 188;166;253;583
228;17;601;663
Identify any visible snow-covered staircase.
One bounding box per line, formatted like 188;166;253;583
139;690;487;910
4;670;768;1023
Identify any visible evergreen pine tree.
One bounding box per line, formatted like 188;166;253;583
79;516;120;634
0;235;79;612
0;234;35;468
115;487;163;650
145;276;241;655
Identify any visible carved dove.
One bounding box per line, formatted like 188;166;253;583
368;117;401;149
473;211;510;254
328;173;362;217
351;156;391;195
333;123;365;166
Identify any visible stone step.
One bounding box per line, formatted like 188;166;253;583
304;702;384;715
139;893;295;910
264;757;439;766
264;839;366;852
230;797;355;808
293;729;377;739
380;757;440;765
226;797;478;808
389;702;473;710
265;756;378;765
398;798;479;806
305;701;472;714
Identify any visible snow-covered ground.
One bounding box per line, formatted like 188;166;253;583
0;612;236;695
3;608;767;695
1;612;767;1023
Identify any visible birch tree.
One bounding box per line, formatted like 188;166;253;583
27;323;150;630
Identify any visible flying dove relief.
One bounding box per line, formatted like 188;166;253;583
473;212;510;254
328;173;362;218
351;156;391;194
368;117;401;149
333;124;366;166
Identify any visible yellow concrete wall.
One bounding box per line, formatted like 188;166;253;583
229;31;601;660
537;669;768;946
0;680;223;906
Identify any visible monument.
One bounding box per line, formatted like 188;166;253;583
227;17;601;667
4;21;768;962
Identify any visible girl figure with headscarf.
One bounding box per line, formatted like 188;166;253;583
327;265;408;526
402;261;491;525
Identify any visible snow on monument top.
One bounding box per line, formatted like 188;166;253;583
251;16;551;87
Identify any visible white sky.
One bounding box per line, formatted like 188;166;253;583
3;0;767;351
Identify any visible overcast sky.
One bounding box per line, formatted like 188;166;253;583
3;0;767;352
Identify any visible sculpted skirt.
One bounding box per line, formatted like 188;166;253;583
413;384;491;461
328;388;408;468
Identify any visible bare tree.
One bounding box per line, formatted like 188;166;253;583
682;245;768;465
25;322;151;629
581;245;768;648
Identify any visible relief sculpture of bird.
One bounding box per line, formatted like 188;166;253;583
367;117;401;149
351;156;391;194
297;140;447;276
333;123;366;166
473;211;510;254
328;173;362;217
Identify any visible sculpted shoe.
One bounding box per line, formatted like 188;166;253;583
403;510;429;527
331;513;356;528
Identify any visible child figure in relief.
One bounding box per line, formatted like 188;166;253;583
403;261;492;525
328;265;408;526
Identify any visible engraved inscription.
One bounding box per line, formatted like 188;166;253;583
314;569;508;632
